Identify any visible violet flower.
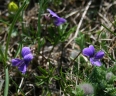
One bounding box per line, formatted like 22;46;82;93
11;47;33;73
82;45;104;66
47;9;66;26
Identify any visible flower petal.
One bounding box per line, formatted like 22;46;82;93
11;58;22;66
90;58;102;66
24;53;33;63
18;64;27;73
21;47;31;58
54;18;66;26
95;50;104;59
89;45;95;53
47;9;59;18
82;45;95;57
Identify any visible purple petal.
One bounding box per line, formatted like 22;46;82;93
24;53;33;63
82;45;95;57
21;47;31;58
11;58;22;66
95;50;104;59
47;9;59;18
54;18;66;26
89;45;95;52
90;58;102;66
18;64;27;73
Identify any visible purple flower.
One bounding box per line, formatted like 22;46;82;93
82;45;104;66
11;47;33;73
47;9;66;26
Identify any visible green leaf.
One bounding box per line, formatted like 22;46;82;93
75;33;85;49
35;80;45;86
36;75;48;79
38;66;48;75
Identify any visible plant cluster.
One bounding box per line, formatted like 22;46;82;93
0;0;116;96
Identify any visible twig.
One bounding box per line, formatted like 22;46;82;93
18;77;24;93
65;0;92;48
25;84;35;96
98;13;112;27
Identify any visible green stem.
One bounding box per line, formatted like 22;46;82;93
4;1;29;96
4;67;9;96
5;1;27;60
37;1;43;52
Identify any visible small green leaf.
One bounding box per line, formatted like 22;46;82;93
75;33;85;49
38;66;48;75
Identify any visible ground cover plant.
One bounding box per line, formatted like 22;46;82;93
0;0;116;96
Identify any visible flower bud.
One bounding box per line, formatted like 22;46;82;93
79;83;94;95
8;2;18;12
106;72;114;81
